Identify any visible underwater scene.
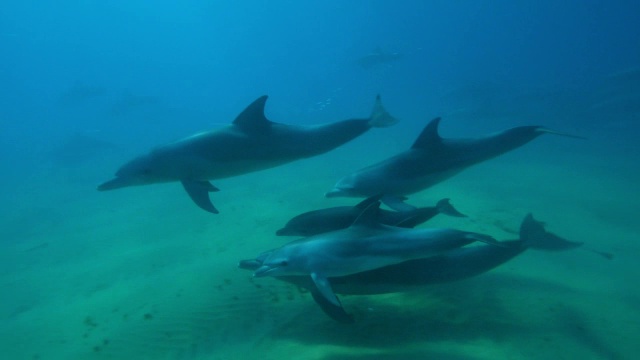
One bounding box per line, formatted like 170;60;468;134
1;1;639;359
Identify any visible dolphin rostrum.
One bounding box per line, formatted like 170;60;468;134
252;201;499;309
276;195;466;237
98;95;397;213
326;117;583;211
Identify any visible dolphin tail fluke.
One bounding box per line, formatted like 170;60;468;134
520;214;583;250
368;95;398;128
435;198;467;217
536;127;587;140
391;198;465;228
181;180;220;214
519;214;612;259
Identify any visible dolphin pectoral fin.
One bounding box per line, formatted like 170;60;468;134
310;272;341;307
309;282;354;323
382;195;417;212
181;180;219;214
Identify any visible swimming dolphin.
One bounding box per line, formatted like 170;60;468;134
241;214;603;322
356;47;403;69
276;195;466;237
252;201;499;308
326;117;583;211
98;95;397;213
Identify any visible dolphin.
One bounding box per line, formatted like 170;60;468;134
241;214;605;323
251;201;499;309
98;95;397;213
356;47;403;69
276;195;466;237
326;117;583;211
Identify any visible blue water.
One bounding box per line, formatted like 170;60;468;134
1;1;639;359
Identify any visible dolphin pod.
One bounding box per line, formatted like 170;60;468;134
241;213;589;323
98;95;397;213
326;117;584;211
251;201;501;309
238;113;599;322
98;93;597;323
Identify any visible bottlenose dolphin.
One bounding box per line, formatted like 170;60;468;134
356;47;403;69
98;95;397;213
326;118;583;211
276;195;466;237
252;201;498;308
241;214;602;322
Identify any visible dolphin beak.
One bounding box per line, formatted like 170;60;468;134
325;188;343;198
97;177;132;191
238;259;263;271
253;265;274;277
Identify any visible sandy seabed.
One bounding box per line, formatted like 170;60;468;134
1;127;638;360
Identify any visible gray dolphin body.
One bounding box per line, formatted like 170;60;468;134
240;214;591;322
252;202;498;308
326;118;582;211
98;95;397;213
276;196;466;237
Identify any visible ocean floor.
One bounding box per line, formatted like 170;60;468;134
1;124;638;360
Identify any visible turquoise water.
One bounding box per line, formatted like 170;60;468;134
1;2;639;359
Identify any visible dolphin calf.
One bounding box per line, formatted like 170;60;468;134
252;201;499;308
98;95;397;213
276;195;466;237
240;214;599;322
326;117;583;211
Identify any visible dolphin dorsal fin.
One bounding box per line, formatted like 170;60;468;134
411;117;443;149
350;200;381;228
233;95;273;133
354;194;384;211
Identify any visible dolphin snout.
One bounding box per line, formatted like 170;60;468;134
238;259;262;271
97;177;133;191
325;188;343;198
253;265;273;277
276;228;293;236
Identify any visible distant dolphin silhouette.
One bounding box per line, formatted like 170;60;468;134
98;95;397;213
276;195;466;237
356;47;403;69
251;201;499;310
240;213;597;322
326;117;583;211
